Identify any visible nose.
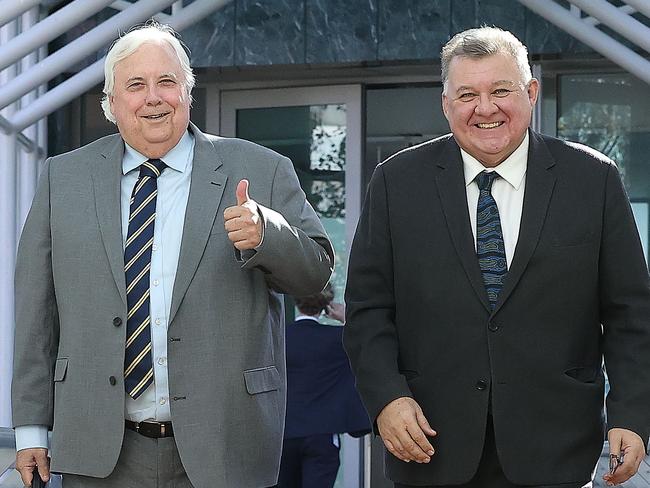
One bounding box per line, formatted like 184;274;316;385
145;85;162;105
474;93;498;116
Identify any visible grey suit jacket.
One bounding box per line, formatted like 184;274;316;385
12;124;334;488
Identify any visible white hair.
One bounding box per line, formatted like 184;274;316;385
100;22;195;123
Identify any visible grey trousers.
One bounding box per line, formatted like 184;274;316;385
62;429;193;488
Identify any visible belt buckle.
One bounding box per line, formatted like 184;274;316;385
160;423;166;436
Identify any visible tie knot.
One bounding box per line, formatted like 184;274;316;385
476;171;499;191
139;159;166;179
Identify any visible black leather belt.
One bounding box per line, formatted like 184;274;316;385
125;420;174;438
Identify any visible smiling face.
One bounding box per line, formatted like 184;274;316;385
109;41;190;158
442;53;539;167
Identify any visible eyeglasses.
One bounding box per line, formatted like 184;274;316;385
609;453;624;475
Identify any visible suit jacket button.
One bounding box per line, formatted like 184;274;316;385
113;317;122;327
488;322;499;332
109;376;117;386
475;380;487;391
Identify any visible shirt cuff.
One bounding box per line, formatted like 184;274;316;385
15;425;49;451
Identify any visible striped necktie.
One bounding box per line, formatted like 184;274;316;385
124;158;166;399
476;171;507;309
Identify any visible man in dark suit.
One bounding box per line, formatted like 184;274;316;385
277;284;370;488
12;23;333;488
344;26;650;488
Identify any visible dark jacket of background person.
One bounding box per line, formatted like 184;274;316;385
284;316;371;439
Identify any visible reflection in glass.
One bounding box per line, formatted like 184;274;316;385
558;73;650;266
237;104;347;322
557;73;650;201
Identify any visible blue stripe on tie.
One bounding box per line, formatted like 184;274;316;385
124;158;166;399
475;171;507;309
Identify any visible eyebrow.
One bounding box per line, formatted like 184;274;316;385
124;73;179;85
455;80;518;93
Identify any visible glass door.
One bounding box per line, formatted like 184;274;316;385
221;85;364;488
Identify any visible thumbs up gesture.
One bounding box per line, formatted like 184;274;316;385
224;179;263;250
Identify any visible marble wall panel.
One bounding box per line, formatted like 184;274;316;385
451;0;525;44
377;0;451;61
306;0;378;63
525;9;591;54
235;0;305;65
183;1;235;67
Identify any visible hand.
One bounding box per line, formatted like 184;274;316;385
603;428;646;486
16;448;50;487
326;302;345;323
224;179;262;250
377;396;437;463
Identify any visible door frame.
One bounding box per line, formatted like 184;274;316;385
220;85;363;252
220;84;366;487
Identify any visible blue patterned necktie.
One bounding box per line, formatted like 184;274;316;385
476;171;507;309
124;158;166;399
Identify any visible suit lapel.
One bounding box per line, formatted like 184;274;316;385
493;131;556;313
92;137;127;305
169;124;227;325
434;137;491;312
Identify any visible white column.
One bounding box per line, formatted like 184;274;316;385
0;6;44;430
17;6;41;228
0;18;18;429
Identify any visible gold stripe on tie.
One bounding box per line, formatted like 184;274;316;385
132;176;150;198
125;213;156;248
125;343;152;377
126;263;151;295
142;161;162;177
124;237;154;272
129;368;154;398
126;317;150;348
127;289;150;320
128;190;158;222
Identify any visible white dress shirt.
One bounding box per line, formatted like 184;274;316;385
15;131;194;450
462;132;529;268
122;131;194;422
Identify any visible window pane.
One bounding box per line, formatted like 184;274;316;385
237;104;347;322
558;73;650;263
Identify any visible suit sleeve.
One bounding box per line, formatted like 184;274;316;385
599;163;650;442
343;164;413;427
240;156;334;296
12;158;60;429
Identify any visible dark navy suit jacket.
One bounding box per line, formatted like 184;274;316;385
284;317;371;439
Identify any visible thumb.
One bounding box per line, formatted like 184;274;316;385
608;429;623;456
236;179;250;206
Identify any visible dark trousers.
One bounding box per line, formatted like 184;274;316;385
395;417;586;488
276;434;340;488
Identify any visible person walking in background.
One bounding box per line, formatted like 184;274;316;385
277;284;370;488
344;26;650;488
12;22;333;488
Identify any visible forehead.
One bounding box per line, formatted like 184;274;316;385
114;41;182;79
447;53;523;87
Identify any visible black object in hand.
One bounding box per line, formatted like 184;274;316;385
32;469;45;488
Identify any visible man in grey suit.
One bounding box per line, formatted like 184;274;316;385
12;23;334;488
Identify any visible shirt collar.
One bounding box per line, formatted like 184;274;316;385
295;314;320;322
122;130;194;175
462;131;529;190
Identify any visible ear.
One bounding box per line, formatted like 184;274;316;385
441;92;450;120
527;78;540;106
